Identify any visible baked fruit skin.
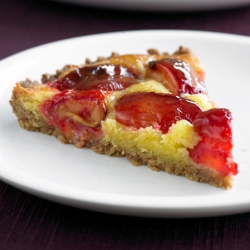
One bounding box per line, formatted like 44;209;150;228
10;47;238;189
189;108;238;176
115;92;203;134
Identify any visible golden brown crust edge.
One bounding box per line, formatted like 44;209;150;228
10;82;53;134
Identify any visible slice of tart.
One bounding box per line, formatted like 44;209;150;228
10;47;238;189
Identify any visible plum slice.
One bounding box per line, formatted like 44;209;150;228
40;90;106;145
146;58;206;95
115;92;202;134
189;108;238;176
47;64;139;91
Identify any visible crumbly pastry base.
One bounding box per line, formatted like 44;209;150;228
126;153;232;189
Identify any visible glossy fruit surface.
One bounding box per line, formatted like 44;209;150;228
115;92;202;134
146;58;206;95
189;108;238;175
47;64;139;91
40;90;106;144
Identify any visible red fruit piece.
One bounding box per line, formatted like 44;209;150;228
47;64;139;91
40;90;106;145
115;92;202;134
146;58;206;95
189;108;238;176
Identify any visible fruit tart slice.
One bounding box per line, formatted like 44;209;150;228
10;47;238;189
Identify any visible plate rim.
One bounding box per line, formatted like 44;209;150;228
1;29;250;218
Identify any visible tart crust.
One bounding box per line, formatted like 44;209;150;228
10;48;235;189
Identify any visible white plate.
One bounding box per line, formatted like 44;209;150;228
52;0;250;11
1;30;250;218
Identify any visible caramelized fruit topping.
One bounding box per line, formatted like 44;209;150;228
109;54;157;77
115;92;202;134
147;58;206;95
40;90;106;144
47;64;139;91
189;108;238;175
40;56;237;176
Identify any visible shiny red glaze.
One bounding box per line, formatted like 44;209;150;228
189;108;238;176
47;64;139;91
115;92;202;134
40;90;106;144
148;58;206;95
